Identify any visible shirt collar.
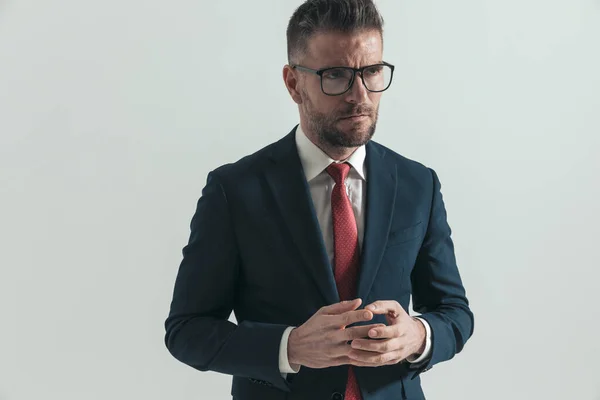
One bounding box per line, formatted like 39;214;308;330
295;124;367;182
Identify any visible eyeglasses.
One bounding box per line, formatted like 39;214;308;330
290;61;395;96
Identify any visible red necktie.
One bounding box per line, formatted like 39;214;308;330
326;162;362;400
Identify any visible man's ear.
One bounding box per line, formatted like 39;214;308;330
283;65;303;104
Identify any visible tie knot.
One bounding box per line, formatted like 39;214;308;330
326;162;351;184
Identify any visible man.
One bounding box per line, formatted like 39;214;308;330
164;0;474;399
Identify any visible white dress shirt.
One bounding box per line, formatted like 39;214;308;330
278;125;432;376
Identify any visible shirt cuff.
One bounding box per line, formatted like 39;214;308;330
279;326;301;376
406;317;432;364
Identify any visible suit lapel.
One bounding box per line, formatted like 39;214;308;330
357;143;398;302
263;129;403;305
263;129;340;305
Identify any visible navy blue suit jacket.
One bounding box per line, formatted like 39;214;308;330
164;127;474;400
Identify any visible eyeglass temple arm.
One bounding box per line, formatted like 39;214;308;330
290;65;320;75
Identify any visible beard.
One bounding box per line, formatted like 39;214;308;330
303;91;379;148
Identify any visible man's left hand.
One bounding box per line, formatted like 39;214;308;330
347;300;426;367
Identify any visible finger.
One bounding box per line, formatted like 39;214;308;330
342;323;387;341
342;354;399;367
365;324;402;340
324;342;354;359
336;344;405;367
320;299;362;315
350;358;396;367
329;308;373;329
364;300;405;318
350;337;401;354
319;340;379;363
332;355;381;368
348;348;404;365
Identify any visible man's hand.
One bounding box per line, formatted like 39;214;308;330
346;300;427;366
287;298;386;369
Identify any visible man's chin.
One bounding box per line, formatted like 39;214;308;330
340;121;374;138
324;129;373;148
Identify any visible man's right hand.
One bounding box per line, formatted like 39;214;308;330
287;298;384;369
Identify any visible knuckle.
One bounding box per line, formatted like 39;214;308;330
320;315;332;326
349;328;364;339
324;331;336;343
339;314;349;326
345;313;356;325
354;311;365;323
342;329;353;341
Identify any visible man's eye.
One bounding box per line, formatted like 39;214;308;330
323;68;350;80
365;66;383;76
324;71;342;79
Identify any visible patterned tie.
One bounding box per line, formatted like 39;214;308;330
326;162;362;400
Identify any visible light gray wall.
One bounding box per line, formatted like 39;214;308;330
1;0;599;399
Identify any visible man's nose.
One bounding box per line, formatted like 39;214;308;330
344;73;370;104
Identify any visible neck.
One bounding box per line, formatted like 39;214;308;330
318;143;358;162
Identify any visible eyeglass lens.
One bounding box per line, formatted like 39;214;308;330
321;65;392;95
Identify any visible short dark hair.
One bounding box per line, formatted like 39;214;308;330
286;0;384;63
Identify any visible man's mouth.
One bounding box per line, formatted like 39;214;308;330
341;114;369;120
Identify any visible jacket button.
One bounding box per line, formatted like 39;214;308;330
331;392;344;400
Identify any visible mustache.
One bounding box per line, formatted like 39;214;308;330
338;106;374;118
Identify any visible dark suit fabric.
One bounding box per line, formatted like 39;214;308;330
164;127;474;400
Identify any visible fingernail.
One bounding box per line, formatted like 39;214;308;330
369;329;378;337
363;311;371;319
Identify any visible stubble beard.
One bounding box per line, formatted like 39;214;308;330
303;93;379;149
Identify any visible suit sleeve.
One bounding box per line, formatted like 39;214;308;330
408;168;475;378
164;171;292;392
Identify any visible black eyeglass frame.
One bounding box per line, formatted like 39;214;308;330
290;61;395;96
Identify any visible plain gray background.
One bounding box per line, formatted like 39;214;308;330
1;0;599;399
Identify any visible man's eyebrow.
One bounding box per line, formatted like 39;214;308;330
318;63;345;69
319;62;385;69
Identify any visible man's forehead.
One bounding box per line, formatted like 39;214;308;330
307;30;383;66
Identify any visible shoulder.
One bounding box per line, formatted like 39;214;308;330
206;129;295;185
368;140;443;208
368;140;433;179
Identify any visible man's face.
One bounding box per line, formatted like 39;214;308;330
296;30;384;148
